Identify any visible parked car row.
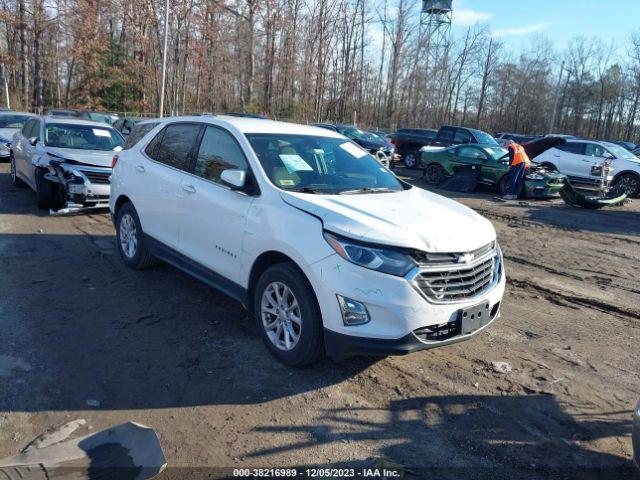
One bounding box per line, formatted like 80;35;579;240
310;123;396;167
383;122;639;197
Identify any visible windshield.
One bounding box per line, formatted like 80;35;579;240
45;124;124;151
0;114;32;129
364;132;386;142
603;142;638;161
484;147;509;160
246;134;404;194
473;130;499;146
339;127;369;141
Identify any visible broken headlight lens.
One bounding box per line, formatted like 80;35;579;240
323;231;415;276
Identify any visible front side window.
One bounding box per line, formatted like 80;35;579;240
585;143;607;157
149;123;201;170
457;146;486;160
44;124;122;151
246;134;404;194
454;129;473;144
194;126;248;183
0;114;32;129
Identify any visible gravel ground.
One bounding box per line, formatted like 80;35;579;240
0;163;638;479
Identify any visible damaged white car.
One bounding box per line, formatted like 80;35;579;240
10;117;124;211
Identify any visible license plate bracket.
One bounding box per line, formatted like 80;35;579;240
460;301;491;335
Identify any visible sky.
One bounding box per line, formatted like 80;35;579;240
451;0;640;55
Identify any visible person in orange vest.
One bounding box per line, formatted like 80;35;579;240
503;141;531;199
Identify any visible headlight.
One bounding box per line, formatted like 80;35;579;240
525;173;544;181
323;231;415;276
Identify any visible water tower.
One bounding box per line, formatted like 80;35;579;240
421;0;452;67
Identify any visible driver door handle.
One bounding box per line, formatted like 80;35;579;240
182;184;196;194
135;165;145;173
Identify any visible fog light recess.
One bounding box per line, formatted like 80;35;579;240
337;295;370;326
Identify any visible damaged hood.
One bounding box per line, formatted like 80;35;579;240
280;187;496;252
43;146;118;168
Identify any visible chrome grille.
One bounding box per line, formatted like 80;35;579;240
409;243;501;303
80;170;111;185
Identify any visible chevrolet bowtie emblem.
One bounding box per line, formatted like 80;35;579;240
457;253;474;263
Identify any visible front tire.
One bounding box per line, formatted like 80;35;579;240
35;169;54;210
499;174;510;196
403;150;420;169
254;262;324;366
613;173;640;197
10;153;25;187
424;163;445;185
115;202;156;269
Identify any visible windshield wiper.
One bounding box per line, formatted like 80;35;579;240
289;187;327;194
339;187;397;195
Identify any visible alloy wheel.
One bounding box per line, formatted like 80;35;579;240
617;175;639;196
119;213;138;259
404;153;417;168
260;281;302;351
425;164;443;185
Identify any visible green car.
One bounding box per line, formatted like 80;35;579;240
419;143;567;198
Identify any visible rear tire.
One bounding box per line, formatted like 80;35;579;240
10;153;25;187
403;150;420;169
424;163;445;185
35;169;54;210
115;202;156;269
613;173;640;197
253;262;324;366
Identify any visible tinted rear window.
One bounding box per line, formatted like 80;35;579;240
557;142;585;155
124;122;159;150
147;123;201;170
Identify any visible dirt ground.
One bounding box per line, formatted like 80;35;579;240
0;162;638;479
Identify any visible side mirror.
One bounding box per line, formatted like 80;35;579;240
122;127;131;135
602;151;614;160
220;169;247;189
29;137;38;146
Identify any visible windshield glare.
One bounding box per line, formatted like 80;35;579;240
474;130;499;146
604;143;637;160
0;114;32;129
45;124;124;151
484;147;508;160
339;127;368;141
246;134;404;194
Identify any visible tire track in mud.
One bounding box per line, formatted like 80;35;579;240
508;278;640;324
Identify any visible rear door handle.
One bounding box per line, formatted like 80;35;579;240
182;184;196;194
135;165;145;173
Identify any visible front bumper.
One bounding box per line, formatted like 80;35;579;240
306;246;506;360
633;400;640;469
46;163;111;209
525;183;564;198
325;303;500;359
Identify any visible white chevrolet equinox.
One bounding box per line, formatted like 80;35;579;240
109;116;505;366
